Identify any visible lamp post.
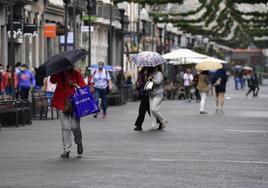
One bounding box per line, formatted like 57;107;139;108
72;0;76;49
8;0;15;98
87;0;91;67
157;23;165;55
63;0;70;51
140;8;149;51
108;0;113;65
117;2;128;104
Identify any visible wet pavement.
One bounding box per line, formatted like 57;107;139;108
0;79;268;188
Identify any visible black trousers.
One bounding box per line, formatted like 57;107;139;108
135;95;150;128
20;88;30;100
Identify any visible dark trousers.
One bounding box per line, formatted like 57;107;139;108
20;88;30;100
135;95;150;128
254;86;259;97
195;88;201;101
246;86;255;96
185;86;192;100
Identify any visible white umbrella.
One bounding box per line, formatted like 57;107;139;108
187;56;227;64
163;48;207;65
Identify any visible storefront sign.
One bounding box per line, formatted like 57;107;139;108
81;26;94;32
60;32;74;45
44;24;56;38
124;33;139;54
23;24;38;37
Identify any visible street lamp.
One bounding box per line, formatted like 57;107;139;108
63;0;70;51
166;22;174;51
8;0;15;98
87;0;92;67
157;22;165;55
140;8;149;51
117;2;128;104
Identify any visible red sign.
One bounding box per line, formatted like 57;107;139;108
44;24;56;38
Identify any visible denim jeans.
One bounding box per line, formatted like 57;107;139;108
94;88;107;114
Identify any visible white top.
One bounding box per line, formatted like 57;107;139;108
183;73;193;86
91;70;111;89
45;76;56;92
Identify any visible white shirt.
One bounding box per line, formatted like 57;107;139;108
183;73;193;86
45;76;56;92
91;70;111;89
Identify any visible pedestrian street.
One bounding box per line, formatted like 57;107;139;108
0;80;268;188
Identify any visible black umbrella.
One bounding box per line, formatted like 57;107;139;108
38;49;87;77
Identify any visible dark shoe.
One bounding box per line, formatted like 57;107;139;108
93;113;98;118
77;143;83;155
134;126;142;131
200;111;208;114
60;151;70;158
157;123;163;130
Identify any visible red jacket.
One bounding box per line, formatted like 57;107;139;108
51;69;86;111
2;72;19;90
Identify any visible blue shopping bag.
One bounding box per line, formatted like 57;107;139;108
70;86;100;118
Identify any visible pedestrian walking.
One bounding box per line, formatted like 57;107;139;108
193;72;201;102
2;64;18;96
246;71;257;98
197;71;209;114
90;61;112;118
134;68;150;131
213;68;227;110
15;62;21;99
50;66;86;158
147;65;167;130
18;64;36;100
253;72;260;97
43;76;56;105
183;69;193;102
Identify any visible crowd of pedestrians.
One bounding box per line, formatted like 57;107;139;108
0;60;262;159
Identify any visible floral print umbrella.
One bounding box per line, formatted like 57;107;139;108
131;51;166;67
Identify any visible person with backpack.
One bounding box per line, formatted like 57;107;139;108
90;61;112;118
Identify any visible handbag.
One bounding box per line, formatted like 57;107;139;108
62;72;74;115
144;80;154;92
70;86;100;118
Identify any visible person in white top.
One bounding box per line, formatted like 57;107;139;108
44;76;56;105
183;69;193;102
90;61;112;118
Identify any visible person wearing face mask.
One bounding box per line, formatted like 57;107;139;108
2;65;18;96
18;64;36;100
90;61;112;118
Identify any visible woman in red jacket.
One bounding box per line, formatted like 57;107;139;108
2;65;18;96
51;67;86;158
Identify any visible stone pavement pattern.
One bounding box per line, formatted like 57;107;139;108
0;80;268;188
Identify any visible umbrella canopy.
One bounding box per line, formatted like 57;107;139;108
196;61;223;71
163;48;207;65
131;51;166;67
243;66;253;71
38;49;87;77
163;48;207;60
88;64;115;71
187;56;227;64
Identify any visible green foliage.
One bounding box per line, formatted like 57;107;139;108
114;0;184;5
